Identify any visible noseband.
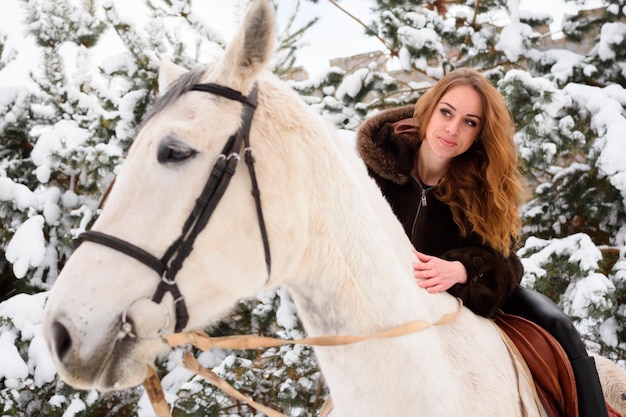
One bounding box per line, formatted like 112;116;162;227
75;83;271;333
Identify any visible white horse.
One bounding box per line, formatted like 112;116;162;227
41;0;625;416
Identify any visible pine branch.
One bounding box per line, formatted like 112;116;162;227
327;0;398;57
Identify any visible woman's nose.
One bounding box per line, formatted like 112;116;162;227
445;119;460;135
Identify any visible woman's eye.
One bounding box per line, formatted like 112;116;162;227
440;109;451;117
158;142;197;163
465;119;477;127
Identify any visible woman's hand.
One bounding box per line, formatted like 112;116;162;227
413;249;468;293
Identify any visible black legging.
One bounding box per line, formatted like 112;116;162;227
501;286;587;360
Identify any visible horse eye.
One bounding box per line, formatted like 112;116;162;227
157;142;197;163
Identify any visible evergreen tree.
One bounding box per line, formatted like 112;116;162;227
0;0;320;415
298;0;626;363
1;0;625;416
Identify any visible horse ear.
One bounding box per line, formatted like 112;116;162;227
156;53;188;94
220;0;275;87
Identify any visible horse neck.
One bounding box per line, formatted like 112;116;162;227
282;157;464;415
254;93;467;414
283;136;453;337
254;79;456;333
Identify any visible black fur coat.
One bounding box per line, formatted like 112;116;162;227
356;105;522;317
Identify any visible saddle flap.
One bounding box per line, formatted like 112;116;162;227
494;310;578;417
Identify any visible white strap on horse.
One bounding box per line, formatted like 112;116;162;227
144;298;463;417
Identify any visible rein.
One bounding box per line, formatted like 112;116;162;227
144;298;464;417
75;83;271;333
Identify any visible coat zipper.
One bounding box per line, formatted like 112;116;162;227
410;174;436;239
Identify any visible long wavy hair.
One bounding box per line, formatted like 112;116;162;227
412;68;524;256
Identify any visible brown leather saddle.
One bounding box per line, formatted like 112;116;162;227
494;310;623;417
494;310;578;417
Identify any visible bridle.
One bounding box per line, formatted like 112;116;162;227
75;82;271;333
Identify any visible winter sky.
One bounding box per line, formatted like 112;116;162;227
0;0;606;85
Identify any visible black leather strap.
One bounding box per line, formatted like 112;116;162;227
191;83;257;108
76;230;165;276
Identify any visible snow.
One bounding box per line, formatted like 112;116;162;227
30;120;92;184
598;22;626;61
534;48;586;84
336;68;369;99
0;87;20;129
518;234;603;291
41;187;63;226
564;83;626;203
0;292;56;390
0;177;38;211
503;69;571;118
5;216;47;279
565;272;614;316
398;26;440;51
276;287;299;331
62;397;87;417
0;292;48;340
599;317;620;348
28;331;59;387
496;22;534;62
0;331;29;387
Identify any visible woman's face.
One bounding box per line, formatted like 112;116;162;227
423;84;484;161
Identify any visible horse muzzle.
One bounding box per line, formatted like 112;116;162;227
43;298;171;391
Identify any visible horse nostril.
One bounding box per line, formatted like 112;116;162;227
51;321;72;361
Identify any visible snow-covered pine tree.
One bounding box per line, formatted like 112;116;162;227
0;0;156;413
502;2;626;361
0;0;322;415
297;0;626;363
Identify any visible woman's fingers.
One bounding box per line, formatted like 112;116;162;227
413;253;467;292
413;249;432;262
418;280;447;293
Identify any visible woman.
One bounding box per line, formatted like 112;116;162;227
356;68;607;417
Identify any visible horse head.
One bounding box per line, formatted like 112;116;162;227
41;0;320;391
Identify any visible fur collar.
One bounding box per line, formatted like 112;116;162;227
356;105;417;185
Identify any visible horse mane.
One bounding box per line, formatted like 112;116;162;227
141;67;208;127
